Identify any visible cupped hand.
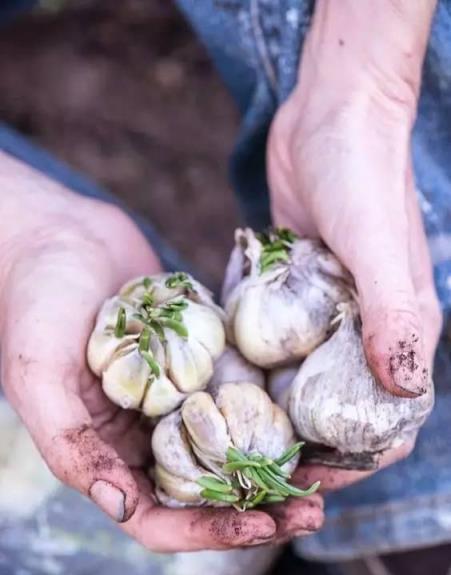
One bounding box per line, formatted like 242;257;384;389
267;10;442;491
0;154;323;550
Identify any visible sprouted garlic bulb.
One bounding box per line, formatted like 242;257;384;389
288;302;434;469
152;349;319;510
87;272;226;418
222;228;353;368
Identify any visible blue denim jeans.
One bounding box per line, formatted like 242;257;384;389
3;0;451;562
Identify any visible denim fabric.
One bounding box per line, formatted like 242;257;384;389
3;0;451;561
176;0;451;561
0;0;36;26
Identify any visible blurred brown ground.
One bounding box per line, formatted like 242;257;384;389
0;0;241;288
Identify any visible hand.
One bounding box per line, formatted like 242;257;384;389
267;0;441;490
0;153;323;550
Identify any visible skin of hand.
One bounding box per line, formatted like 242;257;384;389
0;152;323;551
267;0;442;491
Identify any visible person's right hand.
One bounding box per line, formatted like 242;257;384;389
0;152;323;551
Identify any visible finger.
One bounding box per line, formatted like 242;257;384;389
123;471;277;552
266;494;324;542
347;220;427;397
298;122;430;398
292;440;414;493
2;351;139;523
0;264;139;523
317;160;428;397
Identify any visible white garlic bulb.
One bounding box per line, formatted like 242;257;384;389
288;302;434;469
222;228;353;368
207;345;265;397
87;272;226;418
152;364;318;509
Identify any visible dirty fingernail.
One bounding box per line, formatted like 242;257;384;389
238;516;276;546
245;536;275;546
90;480;125;522
392;363;429;397
389;339;429;396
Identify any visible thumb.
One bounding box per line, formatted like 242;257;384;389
329;194;428;398
2;354;139;523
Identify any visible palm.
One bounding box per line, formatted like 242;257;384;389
1;199;326;550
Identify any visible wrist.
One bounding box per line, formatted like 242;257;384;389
292;0;436;123
0;152;98;286
0;152;82;241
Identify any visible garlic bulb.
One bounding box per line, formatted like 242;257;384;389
152;377;319;509
208;345;265;396
267;364;299;412
222;228;353;368
288;302;434;469
87;272;226;417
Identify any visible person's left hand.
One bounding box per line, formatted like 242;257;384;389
266;0;441;494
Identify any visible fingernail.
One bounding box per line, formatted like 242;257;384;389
245;536;275;546
389;345;429;396
392;361;428;396
285;529;316;540
90;480;125;522
243;527;276;546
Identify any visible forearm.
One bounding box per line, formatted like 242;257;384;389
0;151;162;292
0;151;80;239
295;0;437;118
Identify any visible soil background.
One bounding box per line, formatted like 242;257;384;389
0;0;241;288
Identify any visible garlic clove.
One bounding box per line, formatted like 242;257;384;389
188;338;217;390
102;346;150;410
267;364;299;411
141;372;186;418
87;332;137;377
165;330;211;393
208;345;265;397
183;301;226;359
181;392;230;464
152;411;205;481
215;382;273;455
87;297;139;375
221;230;248;304
155;464;203;505
251;403;299;474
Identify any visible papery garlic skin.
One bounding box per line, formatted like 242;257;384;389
289;303;434;468
267;364;299;412
222;228;353;368
207;345;265;397
87;273;226;418
152;382;298;508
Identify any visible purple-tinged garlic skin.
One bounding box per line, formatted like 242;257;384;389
267;363;299;412
288;303;434;469
222;228;353;368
